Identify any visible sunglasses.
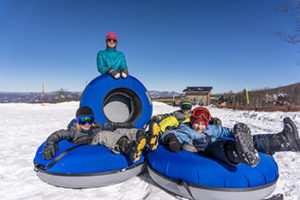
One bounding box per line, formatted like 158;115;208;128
181;104;192;110
107;39;117;43
192;108;211;121
76;115;95;125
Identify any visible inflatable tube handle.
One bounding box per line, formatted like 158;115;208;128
177;179;195;200
35;144;85;171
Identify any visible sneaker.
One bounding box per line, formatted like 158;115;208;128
232;123;260;167
147;121;160;151
278;117;300;152
128;134;147;163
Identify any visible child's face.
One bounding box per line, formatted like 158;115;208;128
79;123;92;131
192;122;207;133
182;109;190;115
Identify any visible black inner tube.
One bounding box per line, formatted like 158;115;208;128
102;87;142;124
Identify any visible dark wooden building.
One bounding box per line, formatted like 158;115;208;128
183;87;213;106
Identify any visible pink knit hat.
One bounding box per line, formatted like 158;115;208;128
105;32;118;41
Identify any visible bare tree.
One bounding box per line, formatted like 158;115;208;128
275;0;300;44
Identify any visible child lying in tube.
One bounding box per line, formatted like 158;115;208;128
161;107;300;167
42;106;158;163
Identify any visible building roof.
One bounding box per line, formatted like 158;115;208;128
183;87;213;92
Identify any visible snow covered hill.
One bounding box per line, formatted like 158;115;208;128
0;102;299;200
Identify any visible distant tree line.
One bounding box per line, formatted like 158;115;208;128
212;82;300;107
42;89;81;103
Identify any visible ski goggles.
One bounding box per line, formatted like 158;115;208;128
76;115;95;125
192;107;211;122
180;104;192;110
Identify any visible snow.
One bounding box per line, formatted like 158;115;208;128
0;101;300;200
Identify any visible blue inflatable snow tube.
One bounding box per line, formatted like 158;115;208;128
147;145;279;200
34;140;144;174
80;74;152;130
34;140;145;188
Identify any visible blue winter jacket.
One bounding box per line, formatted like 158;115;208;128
97;47;128;75
161;123;232;145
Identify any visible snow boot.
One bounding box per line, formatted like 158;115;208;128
116;136;134;154
232;123;260;167
128;133;147;163
269;117;300;153
147;120;160;151
163;133;181;153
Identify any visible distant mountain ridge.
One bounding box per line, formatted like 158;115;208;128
0;91;81;103
1;83;298;105
148;90;183;98
0;90;182;103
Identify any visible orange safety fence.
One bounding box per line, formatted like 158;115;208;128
216;105;300;112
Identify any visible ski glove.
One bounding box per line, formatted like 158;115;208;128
209;117;222;126
42;141;59;160
107;68;120;79
121;68;129;78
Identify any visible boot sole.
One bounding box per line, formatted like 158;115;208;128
233;124;260;167
149;123;160;151
132;138;147;163
283;117;300;151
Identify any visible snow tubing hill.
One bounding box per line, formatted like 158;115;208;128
147;145;279;200
80;74;153;130
34;140;146;188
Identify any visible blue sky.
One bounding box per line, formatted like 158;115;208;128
0;0;299;94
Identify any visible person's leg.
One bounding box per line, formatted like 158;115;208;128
253;117;300;154
204;139;240;165
91;130;125;154
147;120;160;151
115;128;147;163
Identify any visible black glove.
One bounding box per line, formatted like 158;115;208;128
151;116;160;122
121;68;129;78
163;133;181;153
42;141;59;160
209;117;222;126
107;68;120;79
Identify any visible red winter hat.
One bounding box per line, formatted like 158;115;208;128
190;107;211;127
106;32;118;41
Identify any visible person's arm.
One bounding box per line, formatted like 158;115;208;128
42;128;76;160
119;52;128;71
152;112;175;122
97;51;108;75
159;116;179;132
161;124;192;145
205;124;232;138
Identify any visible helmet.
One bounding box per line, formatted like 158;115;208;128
180;97;192;105
190;107;211;127
180;98;192;110
105;32;118;41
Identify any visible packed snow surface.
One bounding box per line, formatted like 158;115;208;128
0;101;299;200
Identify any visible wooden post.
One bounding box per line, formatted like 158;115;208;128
245;86;250;105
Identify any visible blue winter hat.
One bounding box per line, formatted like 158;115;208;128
76;106;94;117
